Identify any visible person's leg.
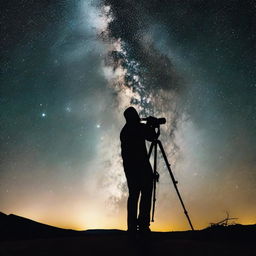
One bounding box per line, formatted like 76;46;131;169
127;177;140;232
138;174;153;231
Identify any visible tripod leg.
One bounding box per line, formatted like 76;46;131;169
148;141;156;222
157;140;194;231
148;142;154;159
151;143;157;222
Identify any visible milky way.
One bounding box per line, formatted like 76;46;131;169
1;0;255;230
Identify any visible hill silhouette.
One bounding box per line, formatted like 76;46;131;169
0;212;255;256
0;212;83;240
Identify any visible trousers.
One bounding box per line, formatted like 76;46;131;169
125;170;153;231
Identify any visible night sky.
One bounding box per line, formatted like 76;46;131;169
1;0;255;231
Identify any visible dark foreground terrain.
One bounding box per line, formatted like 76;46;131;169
0;213;255;256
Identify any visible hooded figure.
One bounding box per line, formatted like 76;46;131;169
120;106;158;234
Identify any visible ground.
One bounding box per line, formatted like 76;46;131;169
1;213;255;256
1;232;255;256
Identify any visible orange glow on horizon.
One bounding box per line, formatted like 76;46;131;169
5;209;255;232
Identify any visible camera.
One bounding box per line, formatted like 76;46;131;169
141;116;166;128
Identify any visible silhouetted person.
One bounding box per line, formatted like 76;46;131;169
120;107;159;234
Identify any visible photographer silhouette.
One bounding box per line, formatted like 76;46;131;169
120;107;159;235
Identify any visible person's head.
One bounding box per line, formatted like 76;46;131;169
124;106;140;124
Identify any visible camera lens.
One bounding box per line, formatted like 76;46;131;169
157;118;166;125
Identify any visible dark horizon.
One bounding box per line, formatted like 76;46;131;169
1;211;255;233
1;211;256;256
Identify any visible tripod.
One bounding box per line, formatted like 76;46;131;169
148;139;194;231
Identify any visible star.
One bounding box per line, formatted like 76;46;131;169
65;107;71;112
